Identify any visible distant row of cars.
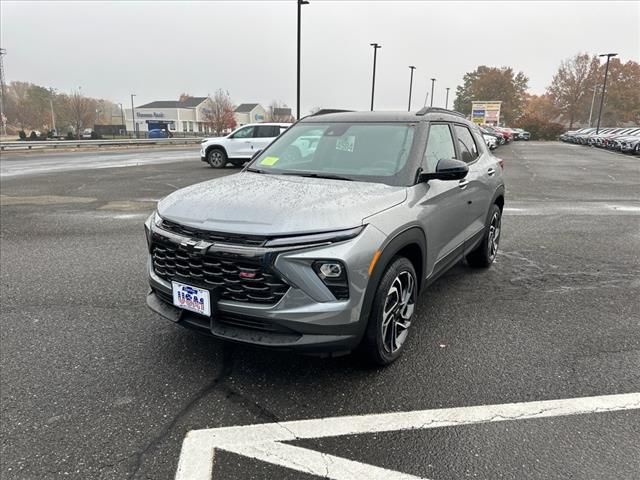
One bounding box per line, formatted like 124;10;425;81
560;127;640;154
479;126;530;150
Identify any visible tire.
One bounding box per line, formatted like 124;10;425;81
467;204;502;268
362;257;417;366
207;148;227;168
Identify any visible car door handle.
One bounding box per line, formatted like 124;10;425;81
487;168;496;176
458;179;469;189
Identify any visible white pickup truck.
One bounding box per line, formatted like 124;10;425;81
200;123;291;168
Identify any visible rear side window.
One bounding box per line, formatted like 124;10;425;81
424;123;456;172
255;125;279;138
454;125;479;163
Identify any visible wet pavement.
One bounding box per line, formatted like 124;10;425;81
1;142;638;479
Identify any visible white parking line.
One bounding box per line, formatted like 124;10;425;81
176;392;640;480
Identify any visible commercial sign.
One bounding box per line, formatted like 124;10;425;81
471;101;502;125
136;111;165;118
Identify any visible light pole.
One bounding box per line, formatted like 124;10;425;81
595;53;617;134
407;66;416;111
370;43;382;111
296;0;309;120
118;103;125;136
445;87;450;110
588;85;601;127
430;78;436;107
130;94;137;138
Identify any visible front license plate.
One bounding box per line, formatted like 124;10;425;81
172;281;211;317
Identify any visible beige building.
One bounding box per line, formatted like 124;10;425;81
125;97;214;134
234;103;267;126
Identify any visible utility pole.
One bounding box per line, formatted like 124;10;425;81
407;66;416;111
588;85;601;127
118;103;126;136
445;87;450;110
130;94;137;138
430;78;436;107
370;43;382;111
595;53;617;134
49;88;56;134
0;48;7;136
296;0;309;120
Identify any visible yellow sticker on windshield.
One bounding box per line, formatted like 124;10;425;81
260;156;279;166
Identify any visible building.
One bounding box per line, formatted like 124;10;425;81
234;103;267;126
271;107;294;122
125;97;214;135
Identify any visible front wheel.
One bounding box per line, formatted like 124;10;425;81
467;204;502;268
362;257;417;366
207;149;227;168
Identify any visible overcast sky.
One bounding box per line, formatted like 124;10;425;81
1;0;639;113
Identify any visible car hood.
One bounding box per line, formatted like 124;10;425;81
203;136;227;143
157;172;407;236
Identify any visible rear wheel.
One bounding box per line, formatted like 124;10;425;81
362;257;417;366
207;148;227;168
467;204;502;268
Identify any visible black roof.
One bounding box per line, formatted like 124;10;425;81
137;97;208;109
235;103;260;113
300;109;471;124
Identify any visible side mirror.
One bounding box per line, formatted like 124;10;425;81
419;158;469;182
251;149;262;159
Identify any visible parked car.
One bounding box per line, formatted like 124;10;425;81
483;133;498;150
511;128;530;140
481;126;505;145
200;123;291;168
81;128;93;139
145;108;505;365
149;129;170;139
492;126;513;143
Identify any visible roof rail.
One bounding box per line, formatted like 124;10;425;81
310;109;354;116
416;107;466;118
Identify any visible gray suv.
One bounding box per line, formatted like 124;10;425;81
145;108;505;365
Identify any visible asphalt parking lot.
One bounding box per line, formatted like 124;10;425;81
1;142;639;479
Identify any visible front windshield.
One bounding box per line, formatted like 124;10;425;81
248;122;416;185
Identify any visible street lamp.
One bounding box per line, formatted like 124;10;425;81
407;66;416;111
370;43;382;111
595;53;617;134
296;0;309;120
430;78;436;107
130;94;137;138
445;87;450;110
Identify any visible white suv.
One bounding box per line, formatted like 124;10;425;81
200;123;291;168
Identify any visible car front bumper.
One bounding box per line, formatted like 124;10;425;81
145;220;387;354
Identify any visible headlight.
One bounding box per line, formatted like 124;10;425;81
153;211;163;228
312;260;349;300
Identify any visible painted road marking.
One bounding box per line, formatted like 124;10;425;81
504;202;640;215
176;392;640;480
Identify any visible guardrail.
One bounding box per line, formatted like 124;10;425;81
0;138;204;151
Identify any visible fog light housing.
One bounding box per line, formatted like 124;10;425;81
312;261;349;300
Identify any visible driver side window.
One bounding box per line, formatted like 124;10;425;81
424;123;456;172
231;126;255;139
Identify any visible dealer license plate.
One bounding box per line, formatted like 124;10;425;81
172;281;211;317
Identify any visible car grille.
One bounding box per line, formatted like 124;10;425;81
160;219;267;246
151;237;289;305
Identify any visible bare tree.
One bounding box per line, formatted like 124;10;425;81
202;89;236;135
61;90;96;137
268;101;294;122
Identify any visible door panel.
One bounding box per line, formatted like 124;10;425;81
418;123;470;276
227;126;256;158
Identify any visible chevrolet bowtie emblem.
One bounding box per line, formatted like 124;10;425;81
180;239;212;254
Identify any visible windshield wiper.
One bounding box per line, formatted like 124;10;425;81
281;172;353;181
245;167;271;174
